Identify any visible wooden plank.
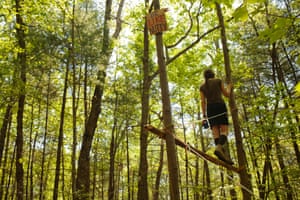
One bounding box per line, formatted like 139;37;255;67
144;124;242;173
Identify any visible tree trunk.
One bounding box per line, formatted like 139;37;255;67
215;3;253;200
227;170;237;200
270;44;294;199
71;0;78;199
25;103;33;200
193;134;200;200
197;110;212;200
0;108;12;199
15;0;26;198
153;141;164;200
53;61;70;200
0;105;12;164
274;137;294;199
137;0;150;198
126;122;131;200
6;143;16;199
30;106;40;200
241;103;264;198
108;117;117;200
75;76;105;199
179;96;189;200
75;0;124;198
271;42;300;167
39;72;51;200
152;0;181;199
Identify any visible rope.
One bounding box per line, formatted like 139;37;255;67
186;143;262;200
188;112;227;126
206;112;227;120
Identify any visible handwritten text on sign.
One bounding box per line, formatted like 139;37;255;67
147;9;168;35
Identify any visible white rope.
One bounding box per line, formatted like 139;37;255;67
188;112;227;125
206;112;227;120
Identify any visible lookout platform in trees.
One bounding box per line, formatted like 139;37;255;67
144;124;242;173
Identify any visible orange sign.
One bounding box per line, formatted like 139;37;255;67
147;9;168;35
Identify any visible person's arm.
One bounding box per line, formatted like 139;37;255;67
221;81;232;98
200;91;207;118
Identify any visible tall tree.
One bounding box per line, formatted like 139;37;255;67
39;72;51;200
152;0;180;199
215;2;253;200
53;57;70;200
137;0;151;199
75;0;124;198
15;0;26;198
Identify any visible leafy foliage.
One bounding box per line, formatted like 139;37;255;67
0;0;299;199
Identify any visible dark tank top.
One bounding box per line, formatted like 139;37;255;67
200;78;224;104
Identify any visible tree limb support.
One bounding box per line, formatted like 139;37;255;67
144;124;243;173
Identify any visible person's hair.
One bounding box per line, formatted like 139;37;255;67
204;69;215;80
204;69;215;89
203;69;215;91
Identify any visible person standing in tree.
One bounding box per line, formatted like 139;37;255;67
200;69;233;165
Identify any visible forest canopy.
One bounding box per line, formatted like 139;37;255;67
0;0;299;199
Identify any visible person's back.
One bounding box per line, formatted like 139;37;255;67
200;78;224;104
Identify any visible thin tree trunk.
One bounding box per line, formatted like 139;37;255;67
215;3;253;200
267;47;292;199
101;158;105;199
268;158;280;200
15;0;26;198
26;103;34;200
269;36;294;200
241;102;264;199
108;121;116;200
274;137;294;199
153;140;164;200
0;105;12;165
197;110;212;200
6;143;16;200
0;109;12;199
126;122;131;200
227;170;237;200
192;119;200;200
137;0;150;198
220;172;225;198
53;61;70;200
75;0;124;198
179;96;188;200
39;72;51;200
272;42;300;167
30;105;40;200
153;0;180;199
70;1;78;198
278;44;300;165
108;84;117;200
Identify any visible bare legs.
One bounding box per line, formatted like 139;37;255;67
212;125;228;140
211;125;233;165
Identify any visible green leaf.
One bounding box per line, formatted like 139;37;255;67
233;5;248;22
259;18;293;43
247;0;266;3
296;83;300;96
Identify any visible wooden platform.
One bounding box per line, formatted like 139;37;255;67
144;124;242;173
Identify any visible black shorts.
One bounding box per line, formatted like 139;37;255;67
207;103;229;127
